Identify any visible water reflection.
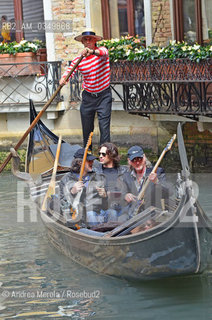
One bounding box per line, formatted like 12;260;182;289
0;173;212;319
192;173;212;219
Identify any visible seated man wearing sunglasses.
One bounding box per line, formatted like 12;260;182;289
89;142;129;226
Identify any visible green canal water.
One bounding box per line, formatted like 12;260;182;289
0;173;212;320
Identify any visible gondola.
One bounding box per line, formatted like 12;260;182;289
11;100;212;280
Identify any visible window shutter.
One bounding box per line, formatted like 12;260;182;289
0;0;14;20
22;0;45;42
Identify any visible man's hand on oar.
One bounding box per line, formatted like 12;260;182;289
71;181;84;195
132;134;176;216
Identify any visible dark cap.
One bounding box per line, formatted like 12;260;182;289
74;148;96;161
127;146;144;161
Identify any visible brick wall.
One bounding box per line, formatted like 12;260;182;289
51;0;86;63
183;123;212;171
152;0;172;46
50;0;173;60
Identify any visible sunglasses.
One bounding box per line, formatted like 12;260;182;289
132;157;143;163
99;152;107;157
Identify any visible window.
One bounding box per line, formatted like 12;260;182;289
134;0;145;37
102;0;145;39
173;0;211;45
0;0;45;43
117;0;128;36
22;0;45;42
201;0;212;44
183;0;197;43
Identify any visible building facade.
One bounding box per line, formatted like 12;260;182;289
0;0;211;148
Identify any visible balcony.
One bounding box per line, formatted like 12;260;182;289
70;59;212;119
0;60;63;115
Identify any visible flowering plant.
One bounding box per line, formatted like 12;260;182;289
98;37;212;62
98;35;145;61
0;39;45;55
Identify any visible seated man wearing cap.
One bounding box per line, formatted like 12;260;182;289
59;30;112;150
59;148;116;228
123;146;170;215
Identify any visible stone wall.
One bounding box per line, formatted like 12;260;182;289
183;123;212;172
51;0;86;63
50;0;87;106
151;0;172;46
50;0;173;59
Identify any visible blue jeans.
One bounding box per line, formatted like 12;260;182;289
87;209;118;227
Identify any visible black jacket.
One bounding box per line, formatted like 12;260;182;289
59;170;108;213
123;166;172;211
93;164;129;211
123;166;166;195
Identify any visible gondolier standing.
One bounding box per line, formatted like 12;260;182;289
59;30;112;150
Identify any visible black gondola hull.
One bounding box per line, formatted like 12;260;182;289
18;101;212;280
40;207;210;280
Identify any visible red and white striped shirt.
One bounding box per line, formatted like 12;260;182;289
62;47;110;93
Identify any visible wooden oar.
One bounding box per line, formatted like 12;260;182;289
0;55;84;175
71;132;93;226
104;135;177;238
132;134;176;215
79;132;94;181
41;135;62;211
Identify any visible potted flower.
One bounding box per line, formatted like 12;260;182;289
98;37;212;82
0;39;46;76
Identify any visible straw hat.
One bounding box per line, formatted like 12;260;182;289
74;30;103;42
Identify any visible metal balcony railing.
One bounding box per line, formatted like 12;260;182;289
69;59;212;118
69;68;83;102
0;61;62;106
